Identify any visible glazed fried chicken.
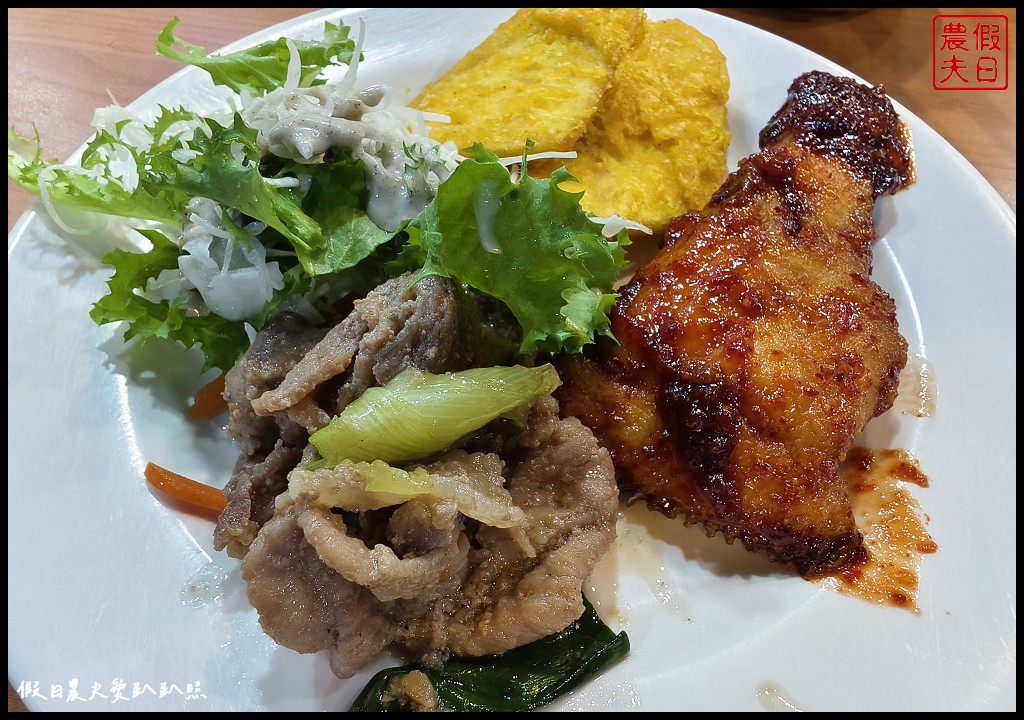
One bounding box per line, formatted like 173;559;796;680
557;71;915;578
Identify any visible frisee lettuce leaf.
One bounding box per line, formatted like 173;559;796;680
8;107;195;224
398;145;629;354
149;113;393;277
156;16;356;95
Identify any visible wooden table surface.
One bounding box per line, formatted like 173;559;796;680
7;7;1016;712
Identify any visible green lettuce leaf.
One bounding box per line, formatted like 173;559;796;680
151;114;322;260
8;110;194;224
400;145;629;355
292;152;395;276
156;17;356;95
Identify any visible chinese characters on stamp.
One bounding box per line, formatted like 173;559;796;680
933;15;1009;90
15;679;208;704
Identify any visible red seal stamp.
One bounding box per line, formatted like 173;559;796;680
933;15;1009;90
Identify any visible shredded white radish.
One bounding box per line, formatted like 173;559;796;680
339;19;366;93
36;166;107;235
284;38;302;90
497;150;577;166
589;214;653;238
175;198;285;321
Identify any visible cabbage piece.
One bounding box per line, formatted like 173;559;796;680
423;452;525;529
290;454;526;530
308;364;560;468
289;460;434;511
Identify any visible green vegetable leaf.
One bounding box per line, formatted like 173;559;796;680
348;595;630;712
153;114;321;253
8;124;47;185
309;364;561;468
150;17;404;279
156;17;356;95
89;229;251;373
148;115;390;278
295;153;396;276
8;116;189;224
403;144;629;355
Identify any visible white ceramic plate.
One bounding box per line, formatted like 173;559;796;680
8;8;1016;712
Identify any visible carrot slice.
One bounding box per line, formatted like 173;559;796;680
188;374;228;420
145;462;227;513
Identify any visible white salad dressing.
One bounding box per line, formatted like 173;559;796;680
474;179;503;254
256;85;458;232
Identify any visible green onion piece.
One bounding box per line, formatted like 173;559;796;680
308;364;560;468
348;595;629;712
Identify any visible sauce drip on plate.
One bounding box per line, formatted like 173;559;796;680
756;681;806;712
820;447;937;611
893;354;937;418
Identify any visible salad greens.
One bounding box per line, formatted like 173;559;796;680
156;16;357;96
8;15;631;374
400;145;627;354
88;227;255;373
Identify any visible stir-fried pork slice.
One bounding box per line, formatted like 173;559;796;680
214;442;304;558
224;312;329;457
252;272;469;416
241;505;397;679
217;312;328;556
295;494;471;603
221;272;506;560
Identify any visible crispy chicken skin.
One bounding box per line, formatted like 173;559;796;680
557;71;915;578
